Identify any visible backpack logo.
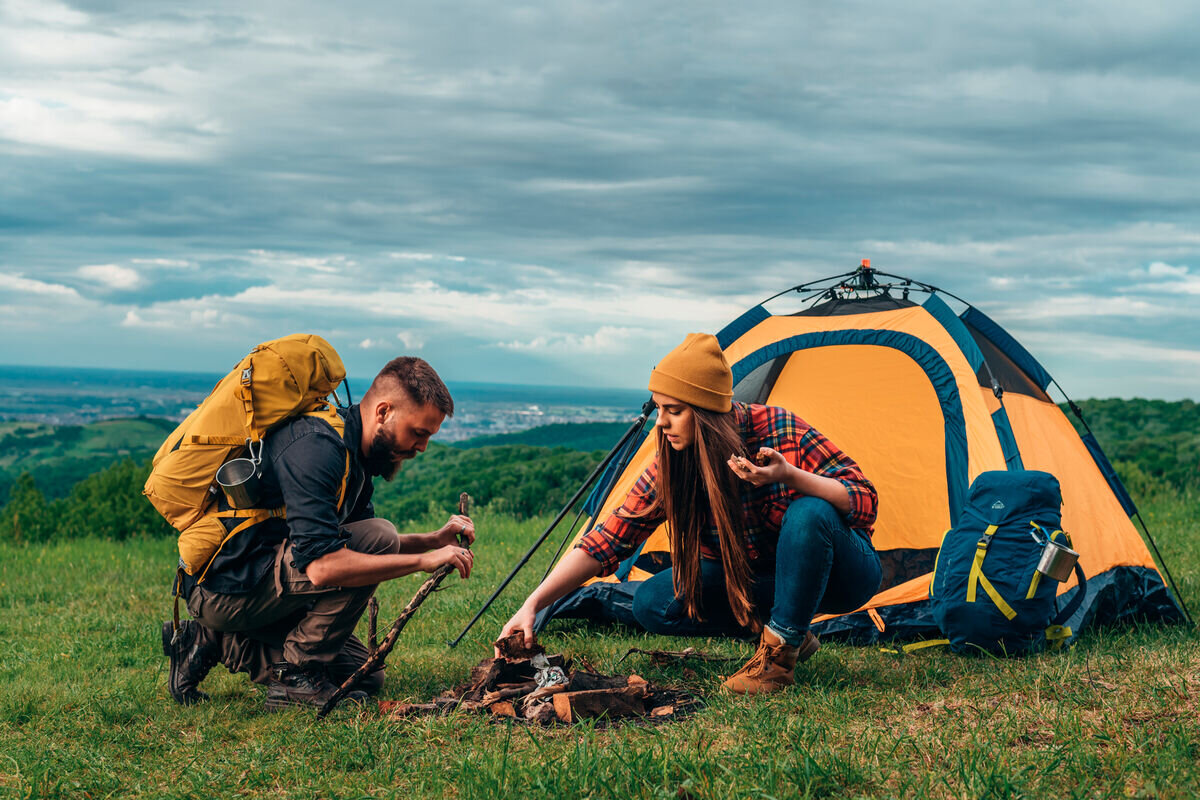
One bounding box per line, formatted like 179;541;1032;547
991;500;1005;510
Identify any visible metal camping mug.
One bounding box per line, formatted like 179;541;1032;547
1036;538;1080;582
215;457;261;509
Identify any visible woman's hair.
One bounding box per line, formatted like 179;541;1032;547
624;406;759;630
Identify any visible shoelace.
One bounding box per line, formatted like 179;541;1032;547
738;642;771;676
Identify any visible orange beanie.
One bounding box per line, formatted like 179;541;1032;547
648;333;733;412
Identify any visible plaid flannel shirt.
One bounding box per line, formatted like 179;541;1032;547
577;402;878;577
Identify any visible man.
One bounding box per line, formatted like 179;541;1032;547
162;356;476;710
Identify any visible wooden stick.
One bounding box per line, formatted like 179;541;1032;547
318;493;471;718
367;596;379;651
619;646;737;665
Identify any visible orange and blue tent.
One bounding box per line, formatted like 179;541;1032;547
529;265;1188;642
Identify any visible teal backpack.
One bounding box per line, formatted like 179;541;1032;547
928;470;1087;655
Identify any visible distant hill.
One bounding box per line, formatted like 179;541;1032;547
371;441;605;524
1;399;1195;513
0;417;175;502
455;422;632;452
1065;399;1199;495
0;439;610;542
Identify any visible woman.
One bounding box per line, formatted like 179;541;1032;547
500;333;882;694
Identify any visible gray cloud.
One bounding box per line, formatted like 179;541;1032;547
1;0;1198;399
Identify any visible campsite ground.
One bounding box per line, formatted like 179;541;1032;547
0;495;1196;800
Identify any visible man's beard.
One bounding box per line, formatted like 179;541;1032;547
364;426;416;481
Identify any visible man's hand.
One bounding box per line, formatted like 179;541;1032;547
497;601;538;655
727;447;790;487
419;543;474;579
433;514;475;548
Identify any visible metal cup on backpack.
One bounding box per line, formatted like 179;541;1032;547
1036;538;1080;582
216;439;264;509
1029;521;1080;582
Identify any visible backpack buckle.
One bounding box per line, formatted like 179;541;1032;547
977;523;999;550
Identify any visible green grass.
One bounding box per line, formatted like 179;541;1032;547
0;497;1197;800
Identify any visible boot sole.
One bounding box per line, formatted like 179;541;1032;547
797;633;821;664
264;693;368;712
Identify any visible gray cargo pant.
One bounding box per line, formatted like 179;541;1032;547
187;517;402;690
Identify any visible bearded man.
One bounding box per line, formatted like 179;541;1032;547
162;357;475;710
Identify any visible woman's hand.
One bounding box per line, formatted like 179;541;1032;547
727;447;790;487
494;549;603;656
433;514;475;548
497;601;539;655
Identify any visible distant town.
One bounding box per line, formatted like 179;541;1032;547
0;365;647;442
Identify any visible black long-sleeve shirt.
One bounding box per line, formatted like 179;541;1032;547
182;405;374;596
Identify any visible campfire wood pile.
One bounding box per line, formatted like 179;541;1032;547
379;634;700;725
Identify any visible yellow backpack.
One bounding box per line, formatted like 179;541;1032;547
144;334;350;581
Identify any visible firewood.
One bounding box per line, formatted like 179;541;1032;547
552;686;649;723
494;631;545;660
482;683;537;705
488;701;517;718
523;699;559;725
521;683;567;706
567;671;631;692
376;641;701;727
379;701;440;717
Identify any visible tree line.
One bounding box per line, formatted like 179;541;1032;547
0;443;607;544
0;398;1195;545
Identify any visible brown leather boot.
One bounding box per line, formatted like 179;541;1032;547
722;628;820;695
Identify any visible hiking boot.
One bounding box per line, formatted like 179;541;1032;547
161;620;221;705
721;627;820;695
265;662;369;711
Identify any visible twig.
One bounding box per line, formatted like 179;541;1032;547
619;647;737;665
367;596;378;651
318;492;472;718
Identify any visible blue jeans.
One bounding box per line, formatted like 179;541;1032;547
630;496;882;645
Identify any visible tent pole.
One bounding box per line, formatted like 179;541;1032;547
538;503;592;584
537;417;646;583
447;399;654;648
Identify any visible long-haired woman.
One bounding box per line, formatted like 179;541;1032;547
499;333;882;694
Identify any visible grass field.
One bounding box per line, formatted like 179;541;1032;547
0;495;1196;800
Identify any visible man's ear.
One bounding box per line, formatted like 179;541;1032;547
372;399;392;425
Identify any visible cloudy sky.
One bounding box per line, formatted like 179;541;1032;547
2;0;1198;399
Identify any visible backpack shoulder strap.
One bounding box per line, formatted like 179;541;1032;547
1051;562;1088;627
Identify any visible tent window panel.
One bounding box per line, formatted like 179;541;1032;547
795;295;917;317
733;355;789;405
877;547;938;592
633;550;672;575
964;324;1052;401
